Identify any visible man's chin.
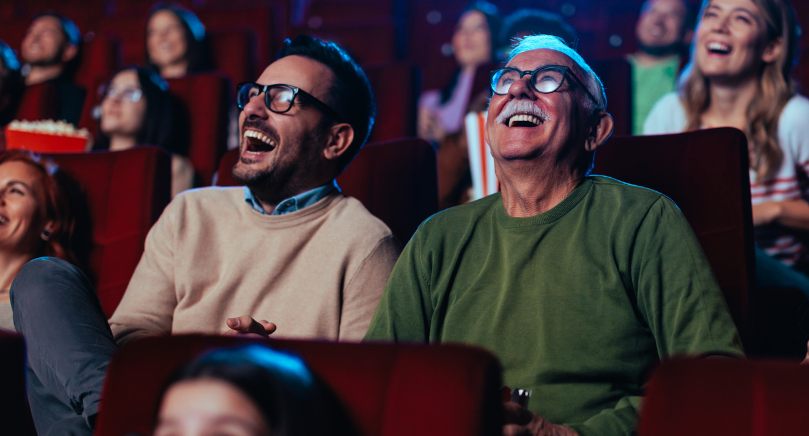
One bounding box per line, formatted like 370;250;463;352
232;162;272;186
638;42;683;57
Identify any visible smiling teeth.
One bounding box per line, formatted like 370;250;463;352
508;114;541;127
707;42;731;53
244;130;275;147
0;216;7;224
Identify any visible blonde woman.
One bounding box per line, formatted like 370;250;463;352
644;0;809;289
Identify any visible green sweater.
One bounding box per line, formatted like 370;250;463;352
365;176;743;436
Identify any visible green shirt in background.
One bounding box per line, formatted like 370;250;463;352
365;176;743;436
628;55;680;135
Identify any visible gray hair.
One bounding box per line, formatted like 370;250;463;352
508;34;607;114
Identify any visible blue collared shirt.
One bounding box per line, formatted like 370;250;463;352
244;180;339;215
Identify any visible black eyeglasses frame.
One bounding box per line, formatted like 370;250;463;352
489;65;600;108
236;82;343;123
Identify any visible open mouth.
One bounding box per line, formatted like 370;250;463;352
507;114;541;128
243;129;276;154
706;41;732;55
0;215;8;225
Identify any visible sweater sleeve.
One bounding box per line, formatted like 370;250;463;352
364;230;434;343
108;199;180;347
566;198;744;436
642;92;686;135
337;234;402;341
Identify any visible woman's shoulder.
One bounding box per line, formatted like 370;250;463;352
777;94;809;156
780;94;809;123
642;92;687;135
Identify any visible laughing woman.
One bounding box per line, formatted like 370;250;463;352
643;0;809;290
0;151;76;331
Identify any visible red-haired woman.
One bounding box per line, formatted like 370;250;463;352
0;151;77;331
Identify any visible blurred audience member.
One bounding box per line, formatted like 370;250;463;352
628;0;694;134
94;66;193;197
498;9;578;60
153;345;355;436
418;1;501;209
19;12;86;125
0;151;76;331
0;41;24;131
644;0;808;292
146;3;214;79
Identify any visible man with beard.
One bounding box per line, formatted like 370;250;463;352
627;0;693;134
10;35;400;436
19;12;85;125
365;35;742;436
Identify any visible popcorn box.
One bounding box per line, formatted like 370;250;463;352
5;120;91;153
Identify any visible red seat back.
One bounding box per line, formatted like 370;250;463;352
48;147;171;316
294;18;398;64
165;73;230;186
364;62;420;143
94;335;503;436
209;29;255;84
592;128;755;347
74;36;121;92
639;358;809;436
16;82;60;122
216;138;438;244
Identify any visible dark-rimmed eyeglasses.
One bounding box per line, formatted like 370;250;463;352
236;82;343;122
489;65;599;107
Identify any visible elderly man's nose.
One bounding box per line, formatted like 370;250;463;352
508;75;536;99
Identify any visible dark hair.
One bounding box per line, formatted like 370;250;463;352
94;66;176;152
0;151;78;265
500;9;578;48
145;3;214;76
154;345;356;436
29;12;82;78
277;34;376;172
440;1;502;105
0;40;23;126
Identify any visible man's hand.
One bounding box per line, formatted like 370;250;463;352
503;402;578;436
224;316;277;338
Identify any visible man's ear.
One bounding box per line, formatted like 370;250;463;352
61;44;78;63
585;111;613;152
323;123;355;161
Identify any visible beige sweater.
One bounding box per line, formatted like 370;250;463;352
108;187;401;345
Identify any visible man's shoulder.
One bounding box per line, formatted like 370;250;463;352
588;176;674;211
165;186;246;218
411;194;501;238
328;194;396;241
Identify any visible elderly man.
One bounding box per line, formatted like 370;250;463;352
20;12;85;124
628;0;693;134
12;35;400;436
365;35;742;436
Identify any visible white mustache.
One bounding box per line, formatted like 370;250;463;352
495;100;551;125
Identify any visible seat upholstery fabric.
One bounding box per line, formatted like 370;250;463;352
93;335;503;436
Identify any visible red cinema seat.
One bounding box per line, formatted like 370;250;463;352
406;0;467;91
216;138;438;244
0;331;32;436
16;82;60;122
74;36;121;92
209;29;255;84
592;128;755;348
590;58;632;136
638;358;809;436
0;20;29;52
302;0;394;24
364;62;420;143
47;147;171;317
166;73;230;186
94;335;503;436
294;18;398;64
196;3;286;80
96;16;147;67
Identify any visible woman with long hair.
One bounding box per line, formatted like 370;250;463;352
0;151;77;331
152;345;355;436
643;0;809;289
94;66;193;197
